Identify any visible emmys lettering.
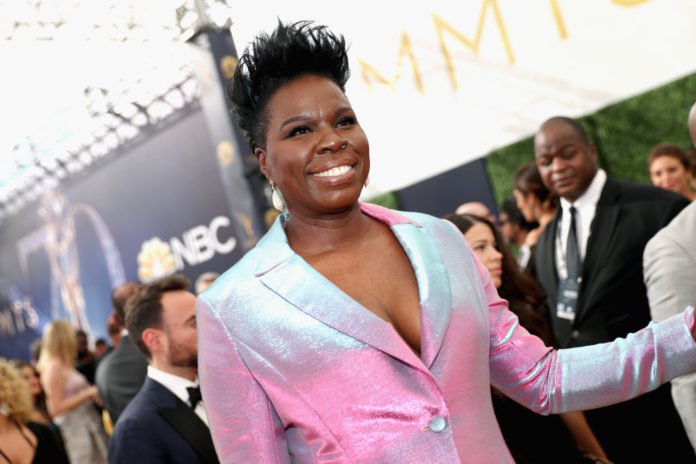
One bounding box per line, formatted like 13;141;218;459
0;298;40;337
359;0;648;93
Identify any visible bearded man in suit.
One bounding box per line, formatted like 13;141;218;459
530;116;692;462
108;275;218;464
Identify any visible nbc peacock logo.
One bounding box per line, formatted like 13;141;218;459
137;237;177;283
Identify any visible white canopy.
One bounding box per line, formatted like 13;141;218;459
229;0;696;196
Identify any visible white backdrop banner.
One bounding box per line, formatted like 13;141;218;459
229;0;696;195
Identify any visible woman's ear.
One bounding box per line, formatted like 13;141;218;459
256;147;270;181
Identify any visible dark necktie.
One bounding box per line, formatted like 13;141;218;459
187;385;202;410
566;206;582;281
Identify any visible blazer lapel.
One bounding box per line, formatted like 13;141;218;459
390;222;452;369
536;210;560;301
259;253;424;370
576;180;620;322
149;380;218;464
255;206;451;371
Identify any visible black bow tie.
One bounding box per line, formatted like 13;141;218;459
187;386;202;409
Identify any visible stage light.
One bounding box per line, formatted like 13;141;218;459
116;124;138;140
104;133;119;149
165;90;185;109
0;2;206;222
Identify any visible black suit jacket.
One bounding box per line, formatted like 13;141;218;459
108;377;219;464
95;334;148;424
531;177;689;347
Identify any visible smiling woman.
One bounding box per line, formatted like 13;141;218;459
647;143;696;201
196;20;696;464
256;74;370;222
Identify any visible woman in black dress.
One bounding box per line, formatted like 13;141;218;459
0;358;69;464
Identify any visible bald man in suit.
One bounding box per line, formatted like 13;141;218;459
530;116;692;461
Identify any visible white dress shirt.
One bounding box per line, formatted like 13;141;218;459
147;365;209;426
517;244;532;269
555;169;607;280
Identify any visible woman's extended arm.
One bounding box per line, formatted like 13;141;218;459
479;252;696;414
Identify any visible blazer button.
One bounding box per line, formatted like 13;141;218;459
428;415;447;432
570;330;580;339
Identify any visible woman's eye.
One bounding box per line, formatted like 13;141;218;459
288;125;311;137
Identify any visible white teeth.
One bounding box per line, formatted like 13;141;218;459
313;165;352;177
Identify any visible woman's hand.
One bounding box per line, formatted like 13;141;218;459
561;411;610;464
85;385;99;402
91;386;103;407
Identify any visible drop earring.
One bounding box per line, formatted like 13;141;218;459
270;182;286;212
0;402;10;417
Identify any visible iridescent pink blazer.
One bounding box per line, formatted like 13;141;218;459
197;203;696;463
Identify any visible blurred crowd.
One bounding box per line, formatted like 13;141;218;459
444;114;696;463
0;271;219;464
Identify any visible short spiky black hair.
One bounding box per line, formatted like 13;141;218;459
227;20;350;151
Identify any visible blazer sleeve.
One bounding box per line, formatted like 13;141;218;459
197;295;291;464
479;255;696;415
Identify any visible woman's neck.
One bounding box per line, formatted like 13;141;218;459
285;205;372;256
0;415;14;433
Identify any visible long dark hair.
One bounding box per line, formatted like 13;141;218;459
444;213;555;346
11;360;50;419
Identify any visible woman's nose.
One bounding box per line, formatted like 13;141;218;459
318;130;348;153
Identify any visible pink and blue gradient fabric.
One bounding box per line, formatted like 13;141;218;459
198;203;696;463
